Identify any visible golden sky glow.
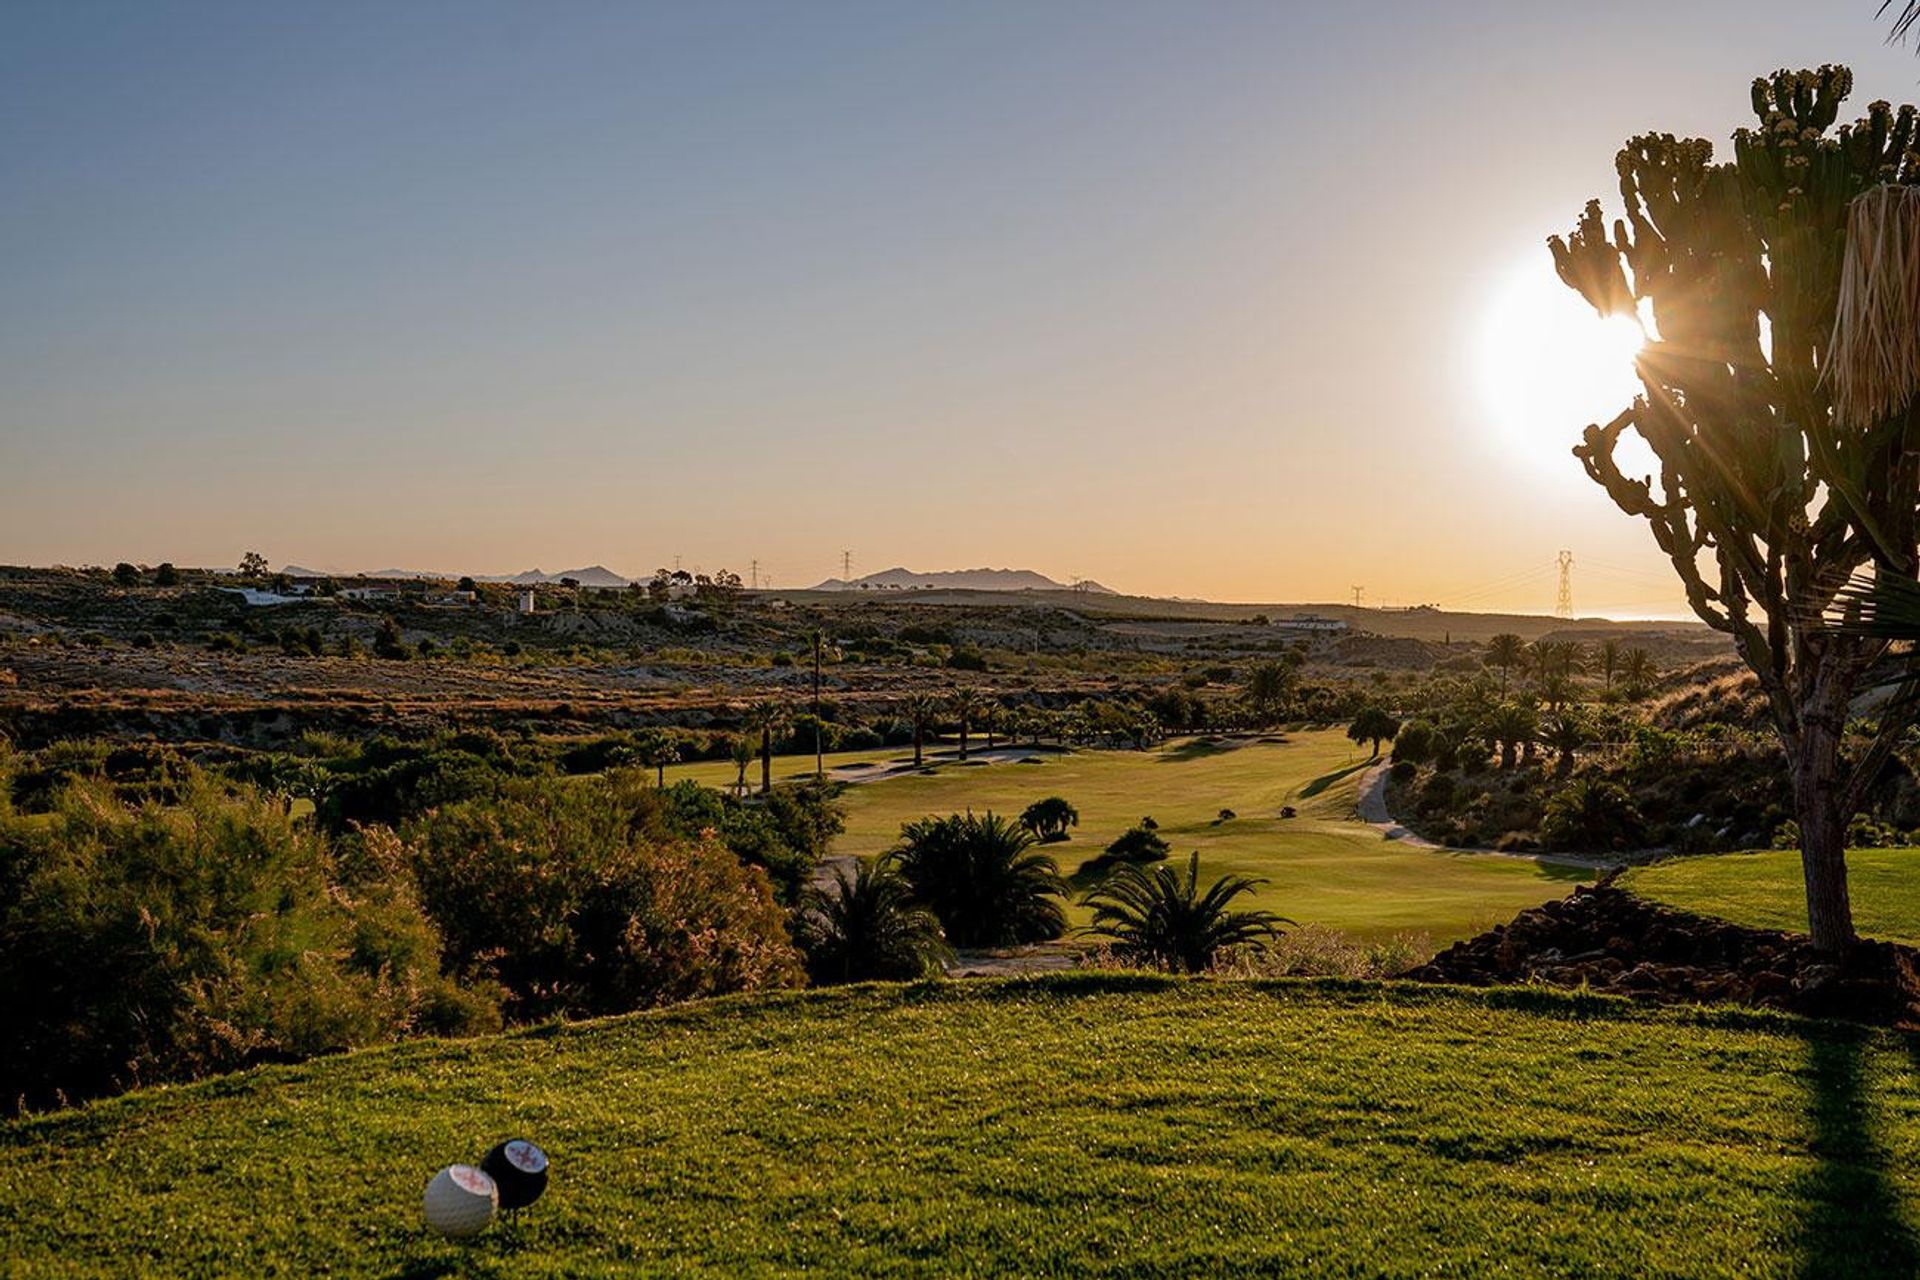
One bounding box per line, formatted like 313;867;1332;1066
3;3;1915;616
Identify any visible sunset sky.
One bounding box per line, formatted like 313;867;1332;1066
5;2;1917;614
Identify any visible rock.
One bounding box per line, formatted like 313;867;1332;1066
1399;887;1920;1027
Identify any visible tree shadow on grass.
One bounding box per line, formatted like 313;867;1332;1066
1298;760;1373;799
1158;736;1240;762
1793;1026;1920;1279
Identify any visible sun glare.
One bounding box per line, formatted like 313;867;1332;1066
1474;262;1646;480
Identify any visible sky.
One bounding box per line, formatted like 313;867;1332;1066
4;2;1918;614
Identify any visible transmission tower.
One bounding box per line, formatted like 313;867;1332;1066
749;559;759;591
1351;585;1365;608
841;549;853;582
1556;550;1574;619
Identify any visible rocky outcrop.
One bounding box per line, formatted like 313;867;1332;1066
1405;884;1920;1027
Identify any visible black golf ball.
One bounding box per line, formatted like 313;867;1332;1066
480;1139;549;1210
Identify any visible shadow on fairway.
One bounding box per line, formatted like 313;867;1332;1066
1794;1027;1920;1278
1159;737;1243;762
1299;760;1373;799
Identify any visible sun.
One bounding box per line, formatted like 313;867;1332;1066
1474;260;1646;479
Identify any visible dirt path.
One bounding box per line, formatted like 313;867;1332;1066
1355;761;1618;871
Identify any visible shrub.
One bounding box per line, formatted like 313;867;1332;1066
405;776;803;1019
795;856;950;984
1392;719;1435;765
891;812;1067;948
945;646;990;672
1103;825;1171;864
1539;778;1645;852
1081;851;1290;974
0;776;491;1112
1212;923;1432;978
838;725;885;752
373;617;409;661
313;738;518;832
1389;759;1417;782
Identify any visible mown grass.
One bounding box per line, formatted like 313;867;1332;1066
1622;847;1920;945
5;976;1920;1277
680;731;1587;941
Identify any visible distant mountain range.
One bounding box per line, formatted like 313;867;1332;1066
281;564;634;587
808;567;1115;594
278;562;1112;594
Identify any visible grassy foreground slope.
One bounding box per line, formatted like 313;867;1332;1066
1623;848;1920;945
683;732;1588;940
6;977;1920;1278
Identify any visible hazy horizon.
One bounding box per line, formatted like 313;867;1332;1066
6;2;1914;616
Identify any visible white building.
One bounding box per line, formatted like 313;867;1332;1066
1274;613;1348;633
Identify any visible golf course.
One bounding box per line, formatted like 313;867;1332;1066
679;730;1590;942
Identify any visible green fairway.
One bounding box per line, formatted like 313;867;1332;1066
6;976;1920;1278
681;732;1587;941
1622;848;1920;945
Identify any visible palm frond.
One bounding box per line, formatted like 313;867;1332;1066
1821;569;1920;637
1885;1;1920;45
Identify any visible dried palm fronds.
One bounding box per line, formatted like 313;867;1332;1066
1829;183;1920;428
1821;565;1920;636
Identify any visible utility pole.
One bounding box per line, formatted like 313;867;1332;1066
811;629;824;780
1556;551;1575;619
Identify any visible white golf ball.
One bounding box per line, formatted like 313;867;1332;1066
423;1164;498;1238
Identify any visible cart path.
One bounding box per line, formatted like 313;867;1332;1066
1355;761;1618;871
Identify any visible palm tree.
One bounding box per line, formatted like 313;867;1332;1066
1081;851;1291;974
949;687;985;761
1598;637;1623;692
728;734;753;797
1347;706;1400;758
891;812;1068;947
1018;796;1079;843
1482;702;1538;770
795;856;952;983
1538;710;1586;775
1485;633;1526;692
744;700;786;794
981;703;1003;751
902;693;942;768
634;728;679;787
1529;639;1584;683
1621;647;1656;696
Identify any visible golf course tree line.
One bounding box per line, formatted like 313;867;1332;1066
1551;65;1920;948
1349;626;1874;855
1354;631;1920;857
0;717;1296;1110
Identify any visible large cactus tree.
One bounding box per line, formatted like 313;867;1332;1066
1550;66;1920;951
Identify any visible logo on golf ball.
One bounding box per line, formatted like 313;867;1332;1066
481;1138;550;1210
423;1164;498;1237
